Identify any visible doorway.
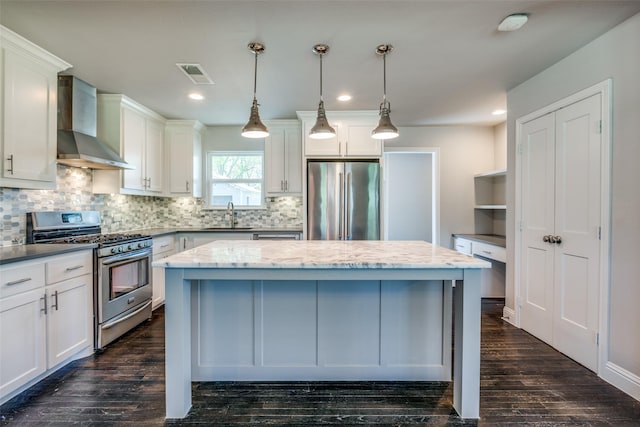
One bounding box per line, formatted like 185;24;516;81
383;148;439;243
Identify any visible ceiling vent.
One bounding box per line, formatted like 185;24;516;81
176;63;214;84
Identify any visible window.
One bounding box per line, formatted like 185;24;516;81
206;151;264;208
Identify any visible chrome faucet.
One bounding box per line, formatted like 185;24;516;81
226;201;236;228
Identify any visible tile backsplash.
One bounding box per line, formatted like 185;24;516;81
1;165;302;245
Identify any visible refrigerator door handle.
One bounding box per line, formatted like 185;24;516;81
346;172;352;240
338;172;344;240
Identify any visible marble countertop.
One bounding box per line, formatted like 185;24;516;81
0;243;97;265
155;240;491;270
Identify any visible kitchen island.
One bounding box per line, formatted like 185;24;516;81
156;240;489;420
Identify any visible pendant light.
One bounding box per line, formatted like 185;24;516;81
309;44;336;140
371;44;399;140
241;42;269;138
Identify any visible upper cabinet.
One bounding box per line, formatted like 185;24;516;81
265;120;302;195
165;120;204;198
0;25;71;190
93;94;166;195
297;111;382;158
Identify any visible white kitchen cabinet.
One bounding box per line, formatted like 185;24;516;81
0;25;71;190
44;251;93;368
165;120;204;197
453;236;505;298
265;121;302;194
93;94;166;195
452;236;472;255
0;250;93;404
0;260;47;401
297;111;382;158
152;234;176;309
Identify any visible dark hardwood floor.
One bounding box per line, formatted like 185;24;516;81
2;298;639;426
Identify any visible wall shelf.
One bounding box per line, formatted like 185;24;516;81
474;169;506;235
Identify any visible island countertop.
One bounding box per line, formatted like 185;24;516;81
154;240;491;270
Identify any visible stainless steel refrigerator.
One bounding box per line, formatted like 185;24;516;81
307;160;380;240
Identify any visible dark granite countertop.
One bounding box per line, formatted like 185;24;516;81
453;234;506;248
0;243;97;265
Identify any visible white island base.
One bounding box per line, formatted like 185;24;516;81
158;241;488;420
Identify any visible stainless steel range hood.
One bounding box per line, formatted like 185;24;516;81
57;75;132;170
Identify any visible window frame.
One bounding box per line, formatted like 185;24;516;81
205;150;266;210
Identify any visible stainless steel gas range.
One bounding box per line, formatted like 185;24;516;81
27;211;152;350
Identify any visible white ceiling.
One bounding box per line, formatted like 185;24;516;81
2;1;639;127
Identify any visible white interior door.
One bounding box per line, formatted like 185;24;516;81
520;113;556;344
552;94;601;371
519;94;602;372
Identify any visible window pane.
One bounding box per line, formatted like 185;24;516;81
211;154;262;180
211;182;263;207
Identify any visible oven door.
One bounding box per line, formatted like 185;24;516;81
98;247;152;323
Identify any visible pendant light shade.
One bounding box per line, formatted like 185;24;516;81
241;42;269;138
371;44;399;140
309;44;336;140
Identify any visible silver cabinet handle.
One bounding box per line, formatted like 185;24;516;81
285;180;288;192
482;250;492;255
6;154;14;174
41;293;48;315
65;265;83;272
160;243;170;248
186;180;190;192
51;290;59;311
281;180;284;191
5;277;31;286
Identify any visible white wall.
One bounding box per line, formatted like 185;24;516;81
385;126;495;247
203;125;264;152
506;12;640;394
493;122;506;170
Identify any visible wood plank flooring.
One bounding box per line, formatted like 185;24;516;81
1;298;639;426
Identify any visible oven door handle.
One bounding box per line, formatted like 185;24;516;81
101;249;151;267
101;301;152;330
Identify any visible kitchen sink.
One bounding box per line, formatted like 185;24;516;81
203;227;253;230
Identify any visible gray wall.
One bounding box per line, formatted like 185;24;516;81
385;126;496;248
506;13;640;387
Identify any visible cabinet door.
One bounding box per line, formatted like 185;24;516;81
266;128;287;193
303;121;341;157
145;118;164;193
344;124;382;157
122;107;146;190
0;288;47;398
2;48;57;184
168;129;193;194
46;274;93;368
284;129;302;193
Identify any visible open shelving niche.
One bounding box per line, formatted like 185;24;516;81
473;168;506;236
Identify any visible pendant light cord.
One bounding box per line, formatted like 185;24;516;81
253;51;258;101
319;53;324;102
382;53;387;105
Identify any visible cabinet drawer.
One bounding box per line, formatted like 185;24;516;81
46;251;93;284
472;241;506;263
0;260;46;298
453;238;472;255
153;235;176;255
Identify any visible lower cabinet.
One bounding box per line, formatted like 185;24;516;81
152;235;176;310
0;251;93;404
177;232;253;251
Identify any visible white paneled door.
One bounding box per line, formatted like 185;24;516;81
520;93;602;372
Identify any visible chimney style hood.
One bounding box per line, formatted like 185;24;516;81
57;75;132;170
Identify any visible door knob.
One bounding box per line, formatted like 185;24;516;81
551;235;562;244
543;235;551;243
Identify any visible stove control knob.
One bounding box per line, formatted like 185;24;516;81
138;242;143;249
111;247;117;254
128;244;133;250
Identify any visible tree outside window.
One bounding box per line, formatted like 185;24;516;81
207;151;264;208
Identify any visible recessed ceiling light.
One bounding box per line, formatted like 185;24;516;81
189;93;204;100
492;109;507;115
498;13;529;32
337;94;352;102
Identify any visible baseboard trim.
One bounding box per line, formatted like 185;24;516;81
501;306;517;326
601;361;640;401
